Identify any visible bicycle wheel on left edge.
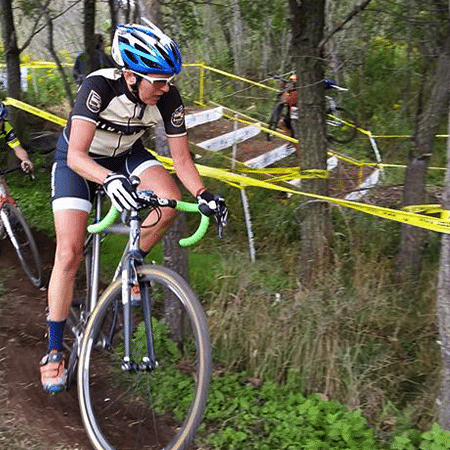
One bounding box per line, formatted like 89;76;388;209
77;264;212;450
0;203;43;288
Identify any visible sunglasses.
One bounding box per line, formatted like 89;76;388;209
130;71;174;88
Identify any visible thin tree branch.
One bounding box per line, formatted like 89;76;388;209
319;0;374;49
19;0;83;53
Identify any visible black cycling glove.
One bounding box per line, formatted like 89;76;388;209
197;190;228;238
103;172;139;212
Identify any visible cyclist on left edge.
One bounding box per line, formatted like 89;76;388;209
0;101;34;174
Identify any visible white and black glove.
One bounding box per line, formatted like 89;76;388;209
197;190;228;238
103;172;139;212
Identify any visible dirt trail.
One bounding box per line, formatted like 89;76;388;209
0;232;93;450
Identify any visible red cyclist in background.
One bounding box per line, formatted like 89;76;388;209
40;21;227;394
0;101;34;174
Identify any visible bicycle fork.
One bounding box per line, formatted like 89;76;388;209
119;213;159;372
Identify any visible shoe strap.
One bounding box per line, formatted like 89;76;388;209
40;351;64;366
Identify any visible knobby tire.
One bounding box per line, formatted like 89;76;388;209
77;264;212;450
1;203;43;288
326;106;357;144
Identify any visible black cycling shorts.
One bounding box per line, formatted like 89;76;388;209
51;134;161;213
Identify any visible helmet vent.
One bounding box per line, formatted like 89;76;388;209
135;43;148;54
141;57;159;70
124;49;139;64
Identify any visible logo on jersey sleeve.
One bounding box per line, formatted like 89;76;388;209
171;105;185;127
86;90;102;113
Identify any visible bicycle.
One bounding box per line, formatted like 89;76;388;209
64;180;216;450
0;166;43;288
266;75;358;144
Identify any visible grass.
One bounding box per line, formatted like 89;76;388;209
202;226;442;436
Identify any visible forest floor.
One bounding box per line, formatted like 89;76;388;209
0;107;383;450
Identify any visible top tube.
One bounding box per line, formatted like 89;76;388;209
87;200;210;247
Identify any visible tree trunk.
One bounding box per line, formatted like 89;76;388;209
436;108;450;430
231;0;244;76
288;0;331;284
45;12;74;107
83;0;96;76
137;0;162;26
107;0;118;45
155;122;190;342
0;0;24;138
0;0;22;101
396;30;450;282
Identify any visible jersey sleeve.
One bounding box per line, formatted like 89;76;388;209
4;122;21;148
157;86;187;137
70;75;111;125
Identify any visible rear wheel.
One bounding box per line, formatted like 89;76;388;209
78;264;212;450
0;203;43;288
326;106;357;144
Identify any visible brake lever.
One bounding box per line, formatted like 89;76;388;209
121;209;131;224
214;207;228;239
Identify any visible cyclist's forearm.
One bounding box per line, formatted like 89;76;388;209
175;159;205;197
68;150;110;184
67;118;109;184
13;145;32;163
169;136;205;197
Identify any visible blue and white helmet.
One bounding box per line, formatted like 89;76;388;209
111;21;182;76
0;101;8;120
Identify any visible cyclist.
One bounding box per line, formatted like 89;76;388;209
40;21;228;394
0;101;34;174
279;73;297;137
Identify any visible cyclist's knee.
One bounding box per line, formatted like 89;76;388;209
55;242;83;274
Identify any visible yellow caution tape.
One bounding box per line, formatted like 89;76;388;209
7;97;450;234
156;151;450;233
1;62;72;69
4;97;67;127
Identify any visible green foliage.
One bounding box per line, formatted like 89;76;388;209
239;0;287;33
354;36;422;127
5;156;54;237
204;382;377;449
24;67;74;106
390;423;450;450
163;0;203;41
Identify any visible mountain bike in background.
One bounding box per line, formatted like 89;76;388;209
266;74;358;144
0;166;43;288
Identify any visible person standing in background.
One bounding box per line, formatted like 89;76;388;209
73;34;116;86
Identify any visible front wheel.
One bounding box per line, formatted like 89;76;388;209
326;106;358;144
0;204;43;288
77;264;212;450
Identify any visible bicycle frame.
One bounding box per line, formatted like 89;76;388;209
79;188;210;371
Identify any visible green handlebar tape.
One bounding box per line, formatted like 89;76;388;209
87;206;120;233
175;201;210;247
86;200;210;247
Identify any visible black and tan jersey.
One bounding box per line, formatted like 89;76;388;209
62;68;187;157
0;120;21;148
